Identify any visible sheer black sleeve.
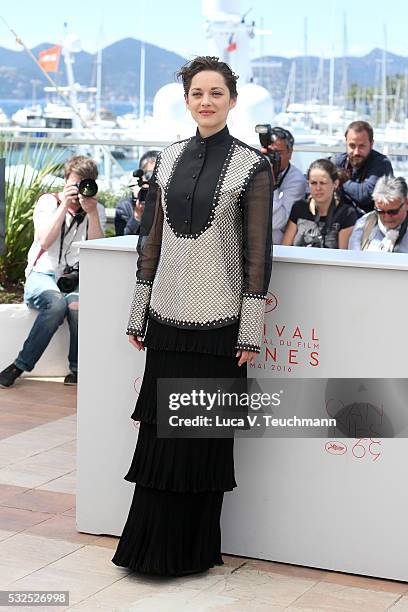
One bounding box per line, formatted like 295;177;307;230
127;160;163;337
236;163;273;352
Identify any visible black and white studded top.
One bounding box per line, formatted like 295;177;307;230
127;125;273;353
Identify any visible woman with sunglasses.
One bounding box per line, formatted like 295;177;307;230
349;176;408;252
112;56;272;577
282;159;358;249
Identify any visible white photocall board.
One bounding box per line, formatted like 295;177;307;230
76;238;408;581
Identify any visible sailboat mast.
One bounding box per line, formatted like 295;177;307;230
340;12;348;107
381;24;387;126
139;41;145;121
303;17;309;103
96;45;102;123
62;46;79;130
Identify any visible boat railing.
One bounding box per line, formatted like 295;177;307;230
1;126;408;157
2;127;407;197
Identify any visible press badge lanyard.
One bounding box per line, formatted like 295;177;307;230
33;194;85;267
58;209;86;265
276;163;291;190
313;199;337;246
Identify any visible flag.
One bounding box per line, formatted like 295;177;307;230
38;45;61;72
226;34;237;53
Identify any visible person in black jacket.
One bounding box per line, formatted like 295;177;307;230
331;120;393;214
114;151;159;236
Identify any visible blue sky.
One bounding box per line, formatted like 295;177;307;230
1;0;407;58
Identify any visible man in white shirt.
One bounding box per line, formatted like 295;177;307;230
0;156;106;388
348;176;408;253
262;127;307;244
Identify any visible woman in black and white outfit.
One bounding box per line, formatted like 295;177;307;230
112;56;273;577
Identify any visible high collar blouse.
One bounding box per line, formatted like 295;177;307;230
166;125;233;235
127;126;273;352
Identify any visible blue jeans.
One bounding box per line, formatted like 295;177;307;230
15;271;79;373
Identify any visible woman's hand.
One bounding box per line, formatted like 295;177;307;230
129;335;145;351
236;350;257;367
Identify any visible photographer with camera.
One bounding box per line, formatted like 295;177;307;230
0;155;106;388
114;151;159;236
257;125;307;244
281;159;358;249
331;120;393;214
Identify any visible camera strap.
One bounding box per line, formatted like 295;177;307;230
313;198;337;246
58;208;86;264
32;193;86;268
276;163;290;189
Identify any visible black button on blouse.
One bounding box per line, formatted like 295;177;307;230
166;125;233;235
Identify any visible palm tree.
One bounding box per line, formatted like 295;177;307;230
0;140;64;285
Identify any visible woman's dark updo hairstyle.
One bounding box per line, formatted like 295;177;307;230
176;56;239;98
307;158;339;183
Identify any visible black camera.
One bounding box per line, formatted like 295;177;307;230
255;124;281;186
255;124;275;148
57;262;79;293
131;169;150;205
137;185;149;204
76;178;98;198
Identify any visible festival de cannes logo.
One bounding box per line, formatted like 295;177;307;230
325;441;347;455
265;291;278;313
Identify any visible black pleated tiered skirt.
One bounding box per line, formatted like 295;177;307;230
112;318;246;576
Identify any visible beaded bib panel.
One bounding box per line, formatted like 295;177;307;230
149;139;264;329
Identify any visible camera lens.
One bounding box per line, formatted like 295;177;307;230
78;178;98;197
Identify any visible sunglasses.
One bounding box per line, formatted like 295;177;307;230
374;201;405;217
